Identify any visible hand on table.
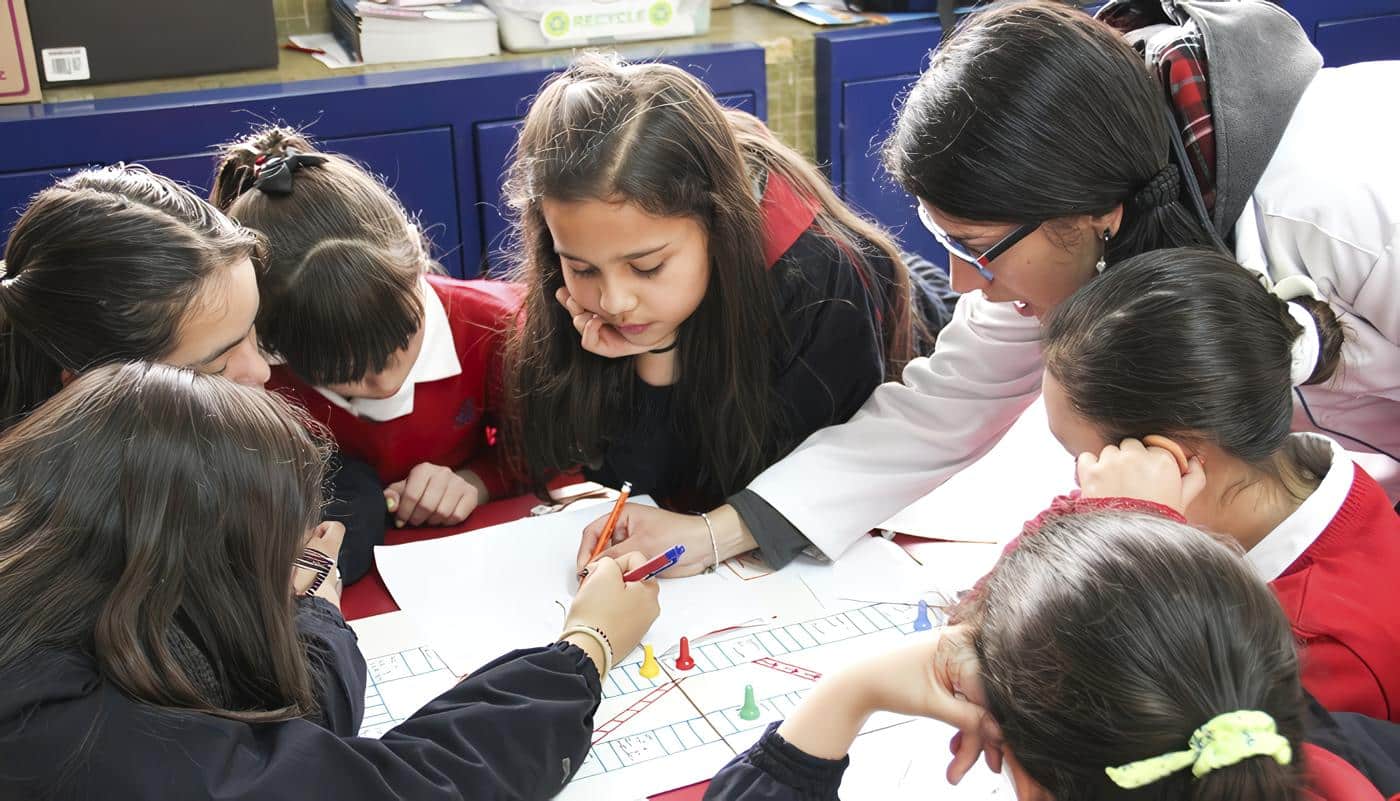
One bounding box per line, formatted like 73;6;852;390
384;463;484;528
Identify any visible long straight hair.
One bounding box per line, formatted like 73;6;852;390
0;165;263;428
0;362;329;722
503;54;921;506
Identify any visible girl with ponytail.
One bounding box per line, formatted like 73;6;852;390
1042;247;1400;722
0;164;269;428
710;504;1399;800
212;126;527;549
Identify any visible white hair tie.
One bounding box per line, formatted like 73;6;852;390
1282;303;1320;386
1271;275;1324;387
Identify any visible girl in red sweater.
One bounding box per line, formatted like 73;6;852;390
211;128;524;548
1040;247;1400;722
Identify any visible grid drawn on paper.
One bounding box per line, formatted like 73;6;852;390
576;603;941;778
359;645;451;738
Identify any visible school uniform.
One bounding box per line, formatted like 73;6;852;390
586;170;953;512
733;4;1400;569
0;597;604;800
268;274;525;497
1249;434;1400;723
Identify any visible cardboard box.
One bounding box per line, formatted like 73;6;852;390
0;0;41;104
28;0;277;87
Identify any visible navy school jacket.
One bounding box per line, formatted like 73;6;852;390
0;597;602;801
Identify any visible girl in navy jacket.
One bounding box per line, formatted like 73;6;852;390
0;362;658;801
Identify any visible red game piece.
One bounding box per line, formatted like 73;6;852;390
675;636;695;670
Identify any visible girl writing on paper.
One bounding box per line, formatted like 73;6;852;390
0;362;659;800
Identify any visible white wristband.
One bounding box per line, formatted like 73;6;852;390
560;625;613;679
699;512;720;573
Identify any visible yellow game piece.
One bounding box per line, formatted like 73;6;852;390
639;644;660;679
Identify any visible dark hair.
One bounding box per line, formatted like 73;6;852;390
211;126;438;386
884;0;1215;264
0;362;329;722
956;509;1306;800
1042;248;1345;467
0;165;263;428
503;54;922;506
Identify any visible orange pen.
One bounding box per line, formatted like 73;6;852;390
586;481;632;566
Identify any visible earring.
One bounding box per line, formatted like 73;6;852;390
1094;229;1111;273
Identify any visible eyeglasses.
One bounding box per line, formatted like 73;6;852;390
917;203;1039;283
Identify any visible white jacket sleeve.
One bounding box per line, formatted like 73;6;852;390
747;291;1045;559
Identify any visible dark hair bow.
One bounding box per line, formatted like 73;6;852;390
253;149;328;195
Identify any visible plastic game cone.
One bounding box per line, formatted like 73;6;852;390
675;637;695;671
739;684;760;721
639;644;660;679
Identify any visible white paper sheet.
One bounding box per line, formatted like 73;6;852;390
374;498;836;675
877;398;1075;544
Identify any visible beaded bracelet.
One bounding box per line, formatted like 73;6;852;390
560;624;614;679
294;548;335;596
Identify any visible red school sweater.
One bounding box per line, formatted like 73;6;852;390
268;275;525;499
1273;464;1400;723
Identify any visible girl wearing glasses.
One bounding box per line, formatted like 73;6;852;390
580;0;1400;577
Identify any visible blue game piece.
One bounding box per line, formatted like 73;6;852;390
913;599;933;631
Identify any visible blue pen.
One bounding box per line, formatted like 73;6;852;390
622;545;686;582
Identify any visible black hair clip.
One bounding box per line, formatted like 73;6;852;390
252;148;328;195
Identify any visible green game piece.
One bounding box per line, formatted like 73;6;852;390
739;684;761;721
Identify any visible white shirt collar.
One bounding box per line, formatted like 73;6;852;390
1245;434;1354;580
315;277;461;422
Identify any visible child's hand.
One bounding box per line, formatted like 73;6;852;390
384;463;482;528
562;552;662;675
1076;437;1207;515
294;521;345;609
577;504;716;577
775;627;999;778
555;287;661;359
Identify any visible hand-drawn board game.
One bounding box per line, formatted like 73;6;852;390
352;602;1006;799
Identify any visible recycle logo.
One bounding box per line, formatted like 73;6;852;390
542;10;571;37
648;0;673;26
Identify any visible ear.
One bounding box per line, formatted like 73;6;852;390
1090;203;1125;240
59;369;76;387
1003;749;1056;801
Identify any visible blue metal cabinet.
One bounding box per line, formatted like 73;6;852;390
1281;0;1400;67
815;22;942;266
0;43;767;277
